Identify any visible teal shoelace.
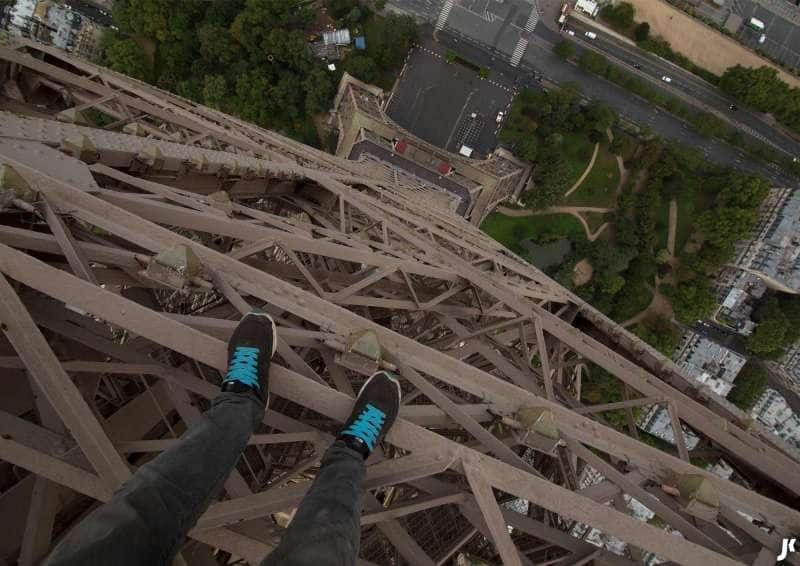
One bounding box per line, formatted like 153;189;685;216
342;403;385;450
224;346;260;389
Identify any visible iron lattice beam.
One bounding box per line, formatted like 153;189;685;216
0;39;798;566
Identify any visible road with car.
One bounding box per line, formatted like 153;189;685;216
386;0;799;187
551;16;800;161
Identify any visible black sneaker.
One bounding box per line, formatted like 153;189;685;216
338;371;401;459
220;311;277;404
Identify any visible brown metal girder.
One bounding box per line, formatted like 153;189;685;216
574;397;664;414
115;433;323;454
0;418;286;563
669;402;692;462
9;153;796;508
463;459;525;566
0;245;767;563
18;476;62;566
90;163;226;216
0;225;141;271
439;317;543;396
94;190;465;283
40;200;99;284
0;434;112;500
362;496;437;566
359;492;468;526
194;453;453;530
397;360;543;477
563;437;736;556
0;47;291;165
1;228;795;532
0;273;129;485
307;176;798;481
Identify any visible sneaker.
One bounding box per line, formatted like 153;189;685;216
221;311;277;404
338;371;401;459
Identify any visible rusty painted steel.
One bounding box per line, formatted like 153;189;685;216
0;39;799;566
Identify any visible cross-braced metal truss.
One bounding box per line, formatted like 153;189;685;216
0;39;798;566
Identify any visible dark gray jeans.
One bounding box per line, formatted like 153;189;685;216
43;391;366;566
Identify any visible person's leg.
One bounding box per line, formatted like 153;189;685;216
43;312;277;566
261;371;401;566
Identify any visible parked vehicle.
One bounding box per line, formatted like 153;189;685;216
748;17;765;31
661;75;672;83
496;111;505;124
584;31;597;39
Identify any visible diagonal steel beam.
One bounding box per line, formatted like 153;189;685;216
463;459;523;566
0;273;129;485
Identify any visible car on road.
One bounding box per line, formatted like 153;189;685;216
661;75;672;83
633;63;642;70
585;31;597;39
566;29;575;36
758;34;767;44
496;111;505;124
729;104;738;111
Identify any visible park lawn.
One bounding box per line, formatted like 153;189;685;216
560;132;596;191
481;212;585;255
563;144;620;208
583;212;610;233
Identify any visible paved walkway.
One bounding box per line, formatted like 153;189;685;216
563;142;600;199
667;199;678;256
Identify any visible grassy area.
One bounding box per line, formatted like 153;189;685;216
481;213;585;255
563;144;620;208
583;212;610;234
560;132;596;192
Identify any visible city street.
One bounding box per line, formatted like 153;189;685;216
548;17;800;160
386;0;799;188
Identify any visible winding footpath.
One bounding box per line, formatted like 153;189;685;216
563;142;600;199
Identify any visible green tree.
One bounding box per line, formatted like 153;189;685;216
696;207;758;248
719;65;788;113
524;149;572;209
343;54;380;84
578;51;609;76
202;74;228;110
634;22;650;42
304;68;335;114
662;280;717;323
553;40;576;60
691;111;729;138
585;100;618;131
655;249;671;264
632;316;681;356
718;171;769;209
601;2;635;30
103;36;153;82
748;313;789;357
727;362;768;411
114;0;204;43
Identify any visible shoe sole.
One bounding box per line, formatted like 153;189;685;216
245;311;278;357
358;370;402;402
